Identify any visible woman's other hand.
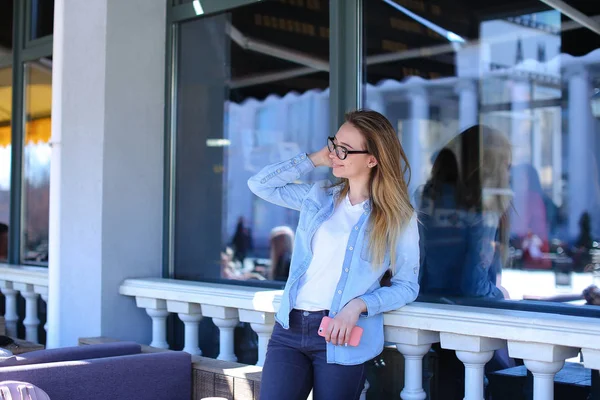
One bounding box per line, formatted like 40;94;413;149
309;146;333;168
324;298;366;346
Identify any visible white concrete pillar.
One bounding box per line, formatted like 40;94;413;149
146;308;170;349
201;305;239;362
213;318;239;362
456;79;478;131
48;0;166;347
567;65;592;238
508;342;578;400
385;327;440;400
179;313;203;356
136;297;169;349
511;79;531;164
14;283;40;343
456;350;494;400
239;310;275;367
405;83;429;196
397;344;432;400
440;333;506;400
0;281;18;337
168;301;202;355
524;360;564;400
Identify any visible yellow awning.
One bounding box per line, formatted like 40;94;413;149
0;117;52;147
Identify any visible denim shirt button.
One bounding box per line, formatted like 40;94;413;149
355;226;359;230
338;290;342;294
344;268;349;273
276;169;281;173
349;246;353;251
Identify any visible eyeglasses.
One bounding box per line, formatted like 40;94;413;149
327;137;368;160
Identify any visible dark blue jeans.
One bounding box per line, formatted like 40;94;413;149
260;309;367;400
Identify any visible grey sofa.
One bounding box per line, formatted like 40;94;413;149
0;342;191;400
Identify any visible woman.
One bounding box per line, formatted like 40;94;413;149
248;110;419;400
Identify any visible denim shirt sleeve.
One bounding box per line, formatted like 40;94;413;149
359;215;420;316
247;153;316;211
460;211;503;298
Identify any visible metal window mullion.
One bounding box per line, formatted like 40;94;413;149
329;0;363;133
163;7;178;278
9;0;27;265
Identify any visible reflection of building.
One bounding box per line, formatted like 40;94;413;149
1;1;600;399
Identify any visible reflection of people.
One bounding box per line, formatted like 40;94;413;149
269;226;294;281
0;223;7;260
220;247;264;281
248;110;419;400
230;216;253;263
419;125;511;299
510;164;552;269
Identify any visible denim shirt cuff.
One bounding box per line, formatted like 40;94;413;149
292;153;315;177
358;293;379;317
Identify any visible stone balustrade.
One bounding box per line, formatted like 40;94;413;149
0;264;49;343
120;277;600;400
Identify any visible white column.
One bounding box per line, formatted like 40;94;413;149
201;304;240;362
239;310;275;367
179;313;203;356
510;78;530;164
168;300;202;355
34;286;49;337
524;360;563;400
213;318;239;362
136;297;169;349
405;83;429;197
15;283;40;343
386;327;439;400
567;65;592;238
509;342;578;400
440;333;506;400
456;350;494;400
397;344;432;400
48;0;166;348
0;281;18;337
456;79;478;131
146;309;169;349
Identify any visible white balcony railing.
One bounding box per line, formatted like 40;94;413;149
0;264;49;343
120;277;600;400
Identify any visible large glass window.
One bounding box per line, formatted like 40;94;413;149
0;66;12;261
365;0;600;311
0;0;12;55
173;0;330;285
29;0;54;41
22;60;51;263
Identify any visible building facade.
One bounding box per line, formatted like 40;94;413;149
1;0;600;398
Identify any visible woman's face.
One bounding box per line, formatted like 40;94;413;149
329;123;373;180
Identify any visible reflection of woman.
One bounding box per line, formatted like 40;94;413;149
269;226;294;281
419;125;511;299
419;125;514;400
248;110;419;400
230;216;253;263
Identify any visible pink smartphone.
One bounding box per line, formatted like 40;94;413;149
317;316;363;347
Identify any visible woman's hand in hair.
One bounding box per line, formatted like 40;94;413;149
325;298;366;346
309;146;332;168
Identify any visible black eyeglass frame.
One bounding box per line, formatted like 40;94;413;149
327;136;369;160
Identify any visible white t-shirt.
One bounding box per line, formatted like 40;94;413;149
295;193;367;311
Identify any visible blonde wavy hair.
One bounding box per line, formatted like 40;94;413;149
334;110;414;271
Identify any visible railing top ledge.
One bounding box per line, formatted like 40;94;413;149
119;278;283;313
0;264;48;286
387;302;600;350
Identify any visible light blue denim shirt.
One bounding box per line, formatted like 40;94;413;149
248;153;420;365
